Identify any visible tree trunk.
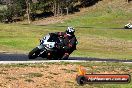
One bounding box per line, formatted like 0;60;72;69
52;1;55;14
60;8;63;16
66;7;69;15
60;1;63;16
57;2;60;16
28;2;31;24
26;0;31;24
54;0;57;16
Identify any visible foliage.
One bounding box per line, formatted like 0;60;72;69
0;0;26;23
0;0;102;22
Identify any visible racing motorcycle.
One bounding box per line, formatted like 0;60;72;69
124;23;132;29
28;33;66;60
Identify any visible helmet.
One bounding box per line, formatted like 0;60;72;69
66;27;75;35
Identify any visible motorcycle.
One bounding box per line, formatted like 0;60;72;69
124;23;132;29
28;33;66;60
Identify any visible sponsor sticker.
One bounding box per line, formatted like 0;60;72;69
85;74;131;83
76;66;131;85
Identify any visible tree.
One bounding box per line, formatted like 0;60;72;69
25;0;31;24
0;0;102;23
0;0;27;23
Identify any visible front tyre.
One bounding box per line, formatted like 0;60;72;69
124;26;129;29
28;47;40;59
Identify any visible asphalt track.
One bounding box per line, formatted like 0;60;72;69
36;25;127;30
0;53;132;64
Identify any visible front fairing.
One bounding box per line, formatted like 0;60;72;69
124;23;132;29
40;34;50;44
37;45;44;49
38;34;56;51
37;34;50;50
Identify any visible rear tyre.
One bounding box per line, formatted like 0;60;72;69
28;47;40;59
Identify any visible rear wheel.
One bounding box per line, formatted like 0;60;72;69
28;47;40;59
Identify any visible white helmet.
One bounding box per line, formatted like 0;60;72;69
66;27;75;35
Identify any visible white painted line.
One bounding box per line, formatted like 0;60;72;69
0;60;132;64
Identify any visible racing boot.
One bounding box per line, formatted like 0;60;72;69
47;52;52;59
62;53;69;60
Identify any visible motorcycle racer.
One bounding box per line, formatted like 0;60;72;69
50;27;78;59
124;23;132;29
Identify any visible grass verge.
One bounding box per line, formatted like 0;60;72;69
0;62;131;88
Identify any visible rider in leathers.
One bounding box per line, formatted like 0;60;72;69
50;27;77;59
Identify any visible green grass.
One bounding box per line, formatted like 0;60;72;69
0;63;50;68
0;22;131;59
56;11;132;28
0;23;62;51
73;28;132;59
55;0;132;29
52;1;132;59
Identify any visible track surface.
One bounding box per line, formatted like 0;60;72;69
0;53;132;64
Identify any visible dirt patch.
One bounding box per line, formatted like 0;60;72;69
0;64;78;88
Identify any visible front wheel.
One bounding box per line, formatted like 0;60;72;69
124;26;129;29
28;47;40;59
